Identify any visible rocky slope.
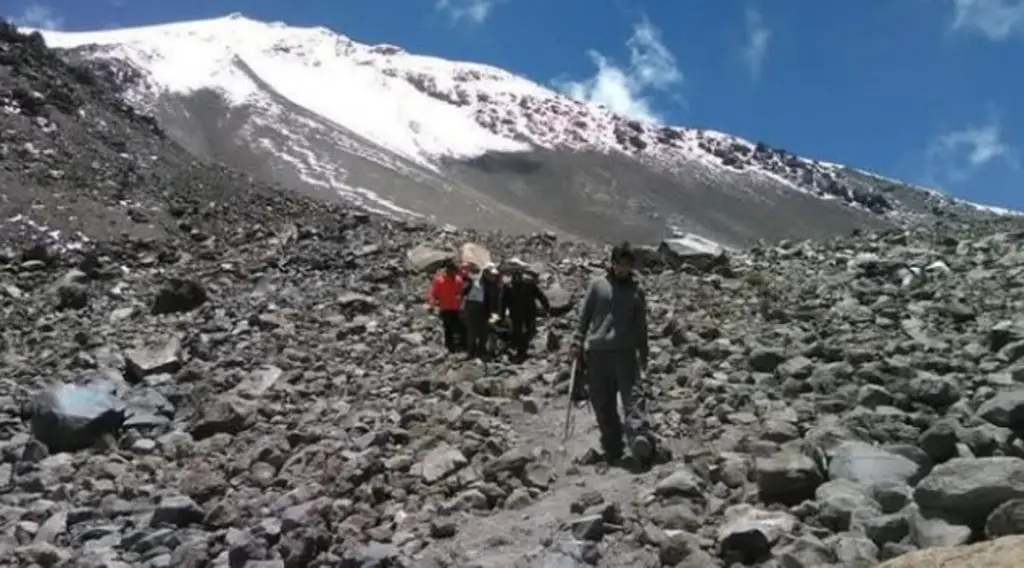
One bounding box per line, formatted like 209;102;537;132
6;19;1024;568
32;14;1015;247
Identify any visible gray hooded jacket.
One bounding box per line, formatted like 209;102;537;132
573;271;649;363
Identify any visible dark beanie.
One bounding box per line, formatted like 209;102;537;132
611;241;635;263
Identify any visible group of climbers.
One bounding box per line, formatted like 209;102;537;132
426;258;550;361
426;241;655;471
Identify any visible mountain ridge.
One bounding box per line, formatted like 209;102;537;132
27;13;1018;246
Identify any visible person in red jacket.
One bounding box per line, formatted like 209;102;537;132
427;260;466;352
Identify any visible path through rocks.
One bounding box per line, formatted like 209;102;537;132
427;371;677;567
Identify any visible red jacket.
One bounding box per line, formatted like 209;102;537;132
427;271;464;311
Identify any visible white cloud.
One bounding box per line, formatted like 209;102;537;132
554;18;683;123
927;120;1018;183
435;0;503;25
9;4;64;30
742;8;771;80
950;0;1024;40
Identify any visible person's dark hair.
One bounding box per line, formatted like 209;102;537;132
611;241;635;264
443;259;457;271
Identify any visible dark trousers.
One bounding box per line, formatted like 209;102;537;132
462;302;489;357
584;349;651;459
439;310;465;352
509;315;536;357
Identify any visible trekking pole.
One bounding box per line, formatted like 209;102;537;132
562;357;578;442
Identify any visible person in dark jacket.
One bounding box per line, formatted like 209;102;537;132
569;241;653;467
482;264;504;320
502;270;550;359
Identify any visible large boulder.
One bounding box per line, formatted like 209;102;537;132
977;389;1024;430
913;457;1024;525
717;504;798;564
875;534;1024;568
151;278;207;315
30;381;127;452
755;451;825;505
828;441;928;488
406;244;454;273
658;234;729;272
542;284;574;316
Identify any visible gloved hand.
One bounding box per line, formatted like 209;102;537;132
568;342;582;363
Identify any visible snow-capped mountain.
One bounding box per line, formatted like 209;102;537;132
28;14;1015;245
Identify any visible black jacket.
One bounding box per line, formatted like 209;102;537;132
502;275;550;321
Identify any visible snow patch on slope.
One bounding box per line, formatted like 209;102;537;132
36;14;531;169
254;127;422;220
4;214;89;252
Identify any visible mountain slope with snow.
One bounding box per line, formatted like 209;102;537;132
29;14;1016;245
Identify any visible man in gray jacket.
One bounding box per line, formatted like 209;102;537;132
569;241;654;467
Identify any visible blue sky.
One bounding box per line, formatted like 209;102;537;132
5;0;1022;209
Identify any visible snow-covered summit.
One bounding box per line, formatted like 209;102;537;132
33;14;799;177
37;13;548;167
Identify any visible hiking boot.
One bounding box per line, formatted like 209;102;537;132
619;454;642;472
597;453;623;474
630;435;654;465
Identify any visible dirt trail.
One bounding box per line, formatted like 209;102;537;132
423;359;692;567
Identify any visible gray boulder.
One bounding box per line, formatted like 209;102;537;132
30;381;126;452
914;457;1024;525
985;499;1024;539
406;244;453;273
977;389;1024;429
755;451;824;505
542;284;574;316
658;234;730;272
717;504;797;564
828;441;928;488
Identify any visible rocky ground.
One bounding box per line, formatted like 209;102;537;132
5;202;1024;568
6;17;1024;568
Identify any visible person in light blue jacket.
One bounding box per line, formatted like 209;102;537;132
461;263;501;359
